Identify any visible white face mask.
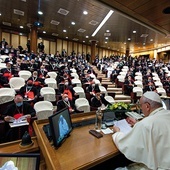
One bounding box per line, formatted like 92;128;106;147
64;97;69;102
65;82;69;86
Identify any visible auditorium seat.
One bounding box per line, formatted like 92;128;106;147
34;101;53;120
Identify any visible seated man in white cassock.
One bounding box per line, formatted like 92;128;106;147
113;91;170;170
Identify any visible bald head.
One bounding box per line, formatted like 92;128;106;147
14;95;23;103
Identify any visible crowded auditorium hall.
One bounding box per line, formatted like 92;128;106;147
0;0;170;170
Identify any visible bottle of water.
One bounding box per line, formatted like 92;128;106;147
95;107;103;131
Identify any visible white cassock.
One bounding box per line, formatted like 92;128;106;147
112;107;170;170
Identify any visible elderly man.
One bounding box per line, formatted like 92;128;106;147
113;91;170;170
2;95;35;142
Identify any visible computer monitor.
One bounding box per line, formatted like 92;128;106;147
0;153;40;170
102;110;116;126
48;108;73;147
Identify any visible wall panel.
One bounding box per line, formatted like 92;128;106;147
73;42;78;55
2;32;10;45
20;35;27;49
87;46;91;54
99;49;103;58
68;41;73;55
44;40;49;54
57;39;62;54
11;34;19;48
83;44;87;54
63;40;67;53
50;41;56;54
78;43;82;54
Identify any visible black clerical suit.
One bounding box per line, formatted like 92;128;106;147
2;102;35;142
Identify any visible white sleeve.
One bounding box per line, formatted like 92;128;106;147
112;132;125;147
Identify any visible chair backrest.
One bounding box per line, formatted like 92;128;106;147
99;85;108;96
0;88;16;104
18;70;32;81
0;63;7;69
34;101;53;120
71;78;82;87
156;88;166;96
40;87;56;102
104;96;115;104
133;87;143;97
9;77;25;90
47;72;57;79
44;78;57;89
73;87;85;98
0;55;9;62
71;73;79;79
75;98;90;113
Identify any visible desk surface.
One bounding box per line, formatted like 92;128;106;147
34;119;119;170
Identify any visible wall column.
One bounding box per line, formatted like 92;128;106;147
30;26;38;53
91;40;96;63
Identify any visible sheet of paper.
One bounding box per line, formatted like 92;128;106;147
114;119;132;134
101;128;113;134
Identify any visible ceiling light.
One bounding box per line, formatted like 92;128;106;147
133;30;136;33
105;41;107;44
20;26;24;28
128;38;131;40
71;21;75;25
92;10;114;37
83;41;85;43
124;42;126;44
66;37;68;39
86;36;89;38
105;37;108;40
19;33;23;35
43;31;46;34
0;13;1;16
83;11;88;15
150;39;153;41
106;30;110;32
63;30;67;32
38;10;43;15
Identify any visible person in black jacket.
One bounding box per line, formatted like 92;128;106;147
57;94;76;114
91;90;111;108
2;95;35;142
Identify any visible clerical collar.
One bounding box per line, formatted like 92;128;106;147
149;107;164;116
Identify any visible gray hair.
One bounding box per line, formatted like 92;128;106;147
143;96;162;109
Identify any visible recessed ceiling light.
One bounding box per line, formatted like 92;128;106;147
105;37;108;40
143;43;146;45
105;41;107;44
150;39;153;41
83;41;85;43
63;30;67;32
66;37;68;39
71;21;75;25
86;36;89;38
83;11;88;15
133;30;136;33
19;33;23;35
124;42;126;44
43;31;46;34
106;30;110;32
128;38;131;40
0;13;1;16
38;10;43;15
20;26;24;28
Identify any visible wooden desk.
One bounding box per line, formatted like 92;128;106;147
33;117;119;170
0;136;39;153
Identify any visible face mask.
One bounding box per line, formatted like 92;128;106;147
92;84;95;87
65;82;69;86
16;102;23;107
64;97;69;102
27;85;32;89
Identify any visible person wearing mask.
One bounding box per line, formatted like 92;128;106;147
2;95;35;141
19;80;38;102
58;79;78;102
38;65;48;79
113;91;170;170
57;93;75;114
